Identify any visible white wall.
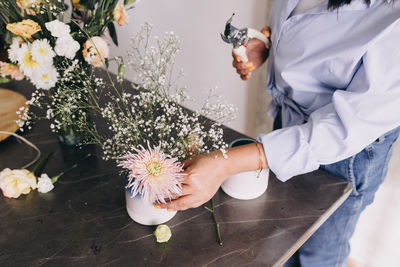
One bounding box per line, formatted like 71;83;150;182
110;0;272;137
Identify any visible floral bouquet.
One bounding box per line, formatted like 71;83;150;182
90;23;236;205
0;0;136;145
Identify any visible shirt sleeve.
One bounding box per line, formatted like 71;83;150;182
258;21;400;182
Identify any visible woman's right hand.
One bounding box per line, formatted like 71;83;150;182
158;151;232;211
159;142;269;211
232;26;271;80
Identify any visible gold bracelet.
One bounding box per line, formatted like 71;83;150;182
255;142;265;177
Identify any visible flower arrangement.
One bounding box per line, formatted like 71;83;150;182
88;23;237;204
0;0;137;143
1;1;233;239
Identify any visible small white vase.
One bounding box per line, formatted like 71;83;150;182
221;138;270;200
125;191;177;226
221;169;269;200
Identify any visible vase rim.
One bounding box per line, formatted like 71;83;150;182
229;138;256;148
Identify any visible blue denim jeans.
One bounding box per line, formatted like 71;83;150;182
283;126;400;267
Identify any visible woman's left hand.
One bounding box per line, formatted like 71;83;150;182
157;152;231;211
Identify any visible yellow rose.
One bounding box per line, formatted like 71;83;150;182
154;224;172;243
72;0;85;10
6;19;41;40
82;37;109;67
0;168;37;198
113;3;129;26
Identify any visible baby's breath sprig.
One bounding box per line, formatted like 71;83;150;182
93;23;236;162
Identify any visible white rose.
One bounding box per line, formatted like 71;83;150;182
45;20;71;38
37;173;54;193
54;36;80;59
0;168;37;198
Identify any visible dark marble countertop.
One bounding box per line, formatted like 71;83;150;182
0;80;352;267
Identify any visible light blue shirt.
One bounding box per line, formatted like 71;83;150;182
258;0;400;181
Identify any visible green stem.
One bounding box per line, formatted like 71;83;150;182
46;2;52;21
204;198;223;246
31;151;53;177
70;19;133;118
51;153;92;183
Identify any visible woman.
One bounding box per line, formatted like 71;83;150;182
160;0;400;265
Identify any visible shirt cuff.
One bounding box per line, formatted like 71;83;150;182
257;124;319;182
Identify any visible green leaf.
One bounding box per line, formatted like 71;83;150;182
118;63;125;76
107;22;118;46
109;0;119;12
5;31;13;45
0;77;10;83
79;0;94;10
124;0;136;5
105;58;110;69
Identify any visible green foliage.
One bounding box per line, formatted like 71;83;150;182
0;0;133;44
107;22;118;46
0;77;11;83
124;0;136;5
0;1;23;23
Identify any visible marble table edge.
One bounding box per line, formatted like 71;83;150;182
273;183;353;267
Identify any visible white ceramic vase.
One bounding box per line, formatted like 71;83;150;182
125;191;177;226
221;168;269;200
221;138;270;200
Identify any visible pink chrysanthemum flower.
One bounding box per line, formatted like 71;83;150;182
120;144;185;204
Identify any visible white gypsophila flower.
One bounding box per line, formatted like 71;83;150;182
45;20;70;38
8;38;22;63
31;39;56;64
54;36;80;59
37;173;54;193
31;65;58;90
87;23;234;162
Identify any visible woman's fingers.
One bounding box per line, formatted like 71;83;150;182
179;184;192;195
241;74;250;80
231;29;270;80
158;172;210;210
157;151;229;211
233;54;242;63
233;59;254;76
261;26;271;38
182;158;193;169
158;195;198;211
162;183;191;200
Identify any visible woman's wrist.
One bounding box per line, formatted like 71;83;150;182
205;150;236;181
214;142;269;179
